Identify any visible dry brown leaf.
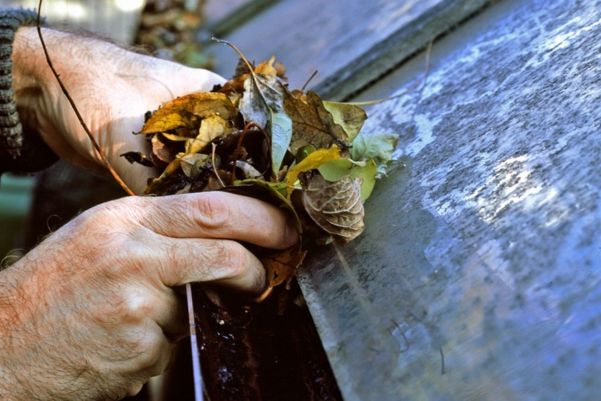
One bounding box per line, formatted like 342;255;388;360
152;134;178;163
302;174;365;241
262;245;307;288
284;91;349;154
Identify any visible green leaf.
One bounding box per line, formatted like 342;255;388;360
351;132;398;162
352;159;377;201
318;159;354;182
270;111;293;175
351;132;398;177
322;101;367;141
319;158;378;201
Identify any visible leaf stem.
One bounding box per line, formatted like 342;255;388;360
211;143;225;188
212;37;270;108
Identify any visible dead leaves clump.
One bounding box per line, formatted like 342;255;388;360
123;42;398;294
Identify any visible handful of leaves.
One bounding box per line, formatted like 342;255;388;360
123;42;397;294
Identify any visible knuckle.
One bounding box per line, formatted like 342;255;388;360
132;334;164;369
95;287;152;325
122;291;154;322
97;236;146;280
192;193;231;230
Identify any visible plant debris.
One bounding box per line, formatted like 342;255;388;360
123;41;398;294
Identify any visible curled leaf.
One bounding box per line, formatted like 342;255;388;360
235;160;263;179
152;134;178;164
262;245;307;288
351;132;398;175
302;174;365;241
186;115;229;154
142;92;236;134
322;101;367;141
121;151;155;167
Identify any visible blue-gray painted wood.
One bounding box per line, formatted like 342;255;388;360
208;0;491;99
298;0;601;400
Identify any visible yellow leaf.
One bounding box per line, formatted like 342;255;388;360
255;56;278;77
285;146;341;189
141;92;236;134
185;115;228;154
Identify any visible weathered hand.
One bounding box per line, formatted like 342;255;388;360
12;27;224;193
0;192;297;401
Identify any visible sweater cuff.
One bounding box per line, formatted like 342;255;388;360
0;8;57;173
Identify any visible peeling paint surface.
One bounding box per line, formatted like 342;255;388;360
298;0;601;400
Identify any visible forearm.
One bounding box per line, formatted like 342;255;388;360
0;269;35;401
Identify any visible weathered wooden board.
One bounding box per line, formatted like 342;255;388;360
298;0;601;400
204;0;278;36
209;0;491;99
204;0;250;24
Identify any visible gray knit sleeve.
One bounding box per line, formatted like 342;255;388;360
0;8;56;174
0;8;38;159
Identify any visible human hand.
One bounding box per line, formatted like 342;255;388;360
0;192;297;401
12;27;224;193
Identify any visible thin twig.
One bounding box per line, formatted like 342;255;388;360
212;37;270;106
211;143;225;188
301;70;318;92
36;0;134;196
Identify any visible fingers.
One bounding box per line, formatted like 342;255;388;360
153;237;266;294
126;284;187;340
137;192;298;250
127;321;175;378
